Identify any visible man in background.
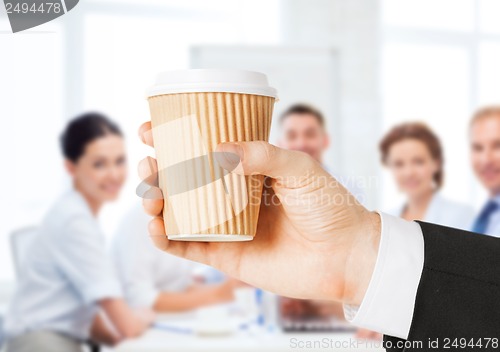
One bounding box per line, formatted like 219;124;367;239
277;103;377;339
277;104;365;203
470;106;500;237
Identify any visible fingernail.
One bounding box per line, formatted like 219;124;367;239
144;186;163;200
149;234;169;251
215;142;243;171
139;130;146;143
136;182;163;199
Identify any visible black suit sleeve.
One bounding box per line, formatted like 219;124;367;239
383;221;500;351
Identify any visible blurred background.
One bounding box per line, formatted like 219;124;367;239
1;0;499;349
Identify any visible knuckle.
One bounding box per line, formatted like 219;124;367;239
301;152;317;170
255;141;276;163
292;150;319;176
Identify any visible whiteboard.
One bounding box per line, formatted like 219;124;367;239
189;45;341;170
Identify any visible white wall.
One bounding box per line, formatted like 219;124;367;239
281;0;382;209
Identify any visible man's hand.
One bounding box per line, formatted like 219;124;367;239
138;121;380;306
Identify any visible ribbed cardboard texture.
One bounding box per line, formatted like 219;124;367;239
148;92;275;241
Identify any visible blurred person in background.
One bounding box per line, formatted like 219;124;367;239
111;204;240;313
470;106;500;237
380;122;474;230
3;113;154;352
278;103;364;202
277;103;378;340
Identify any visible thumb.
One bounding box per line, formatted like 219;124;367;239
215;141;319;179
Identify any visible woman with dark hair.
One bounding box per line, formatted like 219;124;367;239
380;122;474;230
3;112;154;352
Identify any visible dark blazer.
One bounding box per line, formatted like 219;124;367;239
384;221;500;351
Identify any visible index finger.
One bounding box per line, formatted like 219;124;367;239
139;121;154;147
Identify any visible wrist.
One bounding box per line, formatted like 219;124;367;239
343;210;381;306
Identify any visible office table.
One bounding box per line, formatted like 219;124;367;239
115;330;383;352
114;311;383;352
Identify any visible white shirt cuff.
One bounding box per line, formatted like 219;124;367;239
343;212;425;339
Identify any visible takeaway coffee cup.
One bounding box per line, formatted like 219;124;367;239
146;69;277;241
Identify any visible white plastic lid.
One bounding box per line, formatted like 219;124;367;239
147;69;278;99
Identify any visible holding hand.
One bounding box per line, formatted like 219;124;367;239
138;121;380;306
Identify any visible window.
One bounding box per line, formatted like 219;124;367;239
381;0;500;211
0;21;63;284
478;0;500;35
382;0;475;32
478;41;500;106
